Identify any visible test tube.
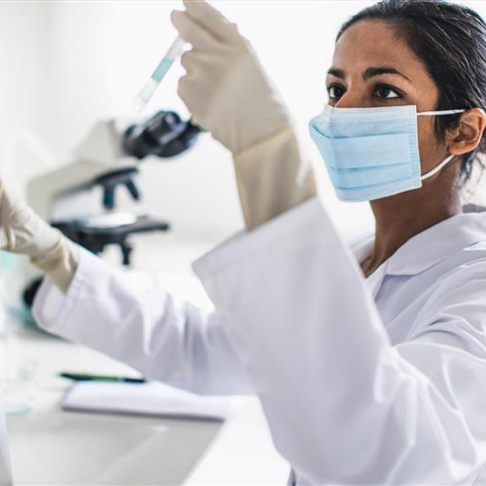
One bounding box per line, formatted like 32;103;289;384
133;36;186;113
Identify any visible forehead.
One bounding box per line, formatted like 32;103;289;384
333;19;431;81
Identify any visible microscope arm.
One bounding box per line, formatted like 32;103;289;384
27;161;138;221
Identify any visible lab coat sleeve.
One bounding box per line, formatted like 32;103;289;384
192;197;486;484
33;248;252;395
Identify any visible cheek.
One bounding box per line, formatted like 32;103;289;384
416;117;443;171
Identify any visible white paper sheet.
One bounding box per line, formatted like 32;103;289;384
62;381;229;422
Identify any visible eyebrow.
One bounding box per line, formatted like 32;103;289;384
327;66;412;82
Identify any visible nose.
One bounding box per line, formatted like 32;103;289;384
333;87;372;109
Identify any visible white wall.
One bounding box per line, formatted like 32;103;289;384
0;3;50;186
2;1;486;243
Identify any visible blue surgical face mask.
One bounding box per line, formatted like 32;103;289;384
309;104;465;202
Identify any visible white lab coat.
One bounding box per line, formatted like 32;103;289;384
34;198;486;485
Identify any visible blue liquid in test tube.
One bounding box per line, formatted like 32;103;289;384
133;36;185;112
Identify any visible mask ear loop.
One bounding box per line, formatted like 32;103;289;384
421;154;455;180
417;109;466;117
417;108;466;180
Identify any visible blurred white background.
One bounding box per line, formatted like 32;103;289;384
0;0;485;245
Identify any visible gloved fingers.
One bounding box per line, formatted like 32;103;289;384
0;224;15;252
183;0;238;43
178;71;202;103
171;10;219;52
0;229;9;251
180;49;215;74
180;50;191;72
180;50;199;74
177;73;211;123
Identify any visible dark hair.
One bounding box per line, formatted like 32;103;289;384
338;0;486;185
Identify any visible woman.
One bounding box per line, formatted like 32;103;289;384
1;0;486;483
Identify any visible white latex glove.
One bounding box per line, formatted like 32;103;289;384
0;180;78;293
233;127;317;230
172;0;317;230
171;0;291;155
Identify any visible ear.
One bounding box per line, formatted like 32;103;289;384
447;108;486;156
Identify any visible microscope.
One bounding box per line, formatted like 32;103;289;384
23;111;202;306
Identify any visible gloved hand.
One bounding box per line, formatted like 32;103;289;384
172;0;317;230
0;180;78;293
171;0;291;155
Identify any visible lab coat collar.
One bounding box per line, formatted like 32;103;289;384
384;209;486;276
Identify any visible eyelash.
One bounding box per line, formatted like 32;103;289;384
327;83;405;101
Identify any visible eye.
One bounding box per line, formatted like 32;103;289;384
374;84;403;100
327;84;346;100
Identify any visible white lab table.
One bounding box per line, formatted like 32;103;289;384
4;234;289;485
